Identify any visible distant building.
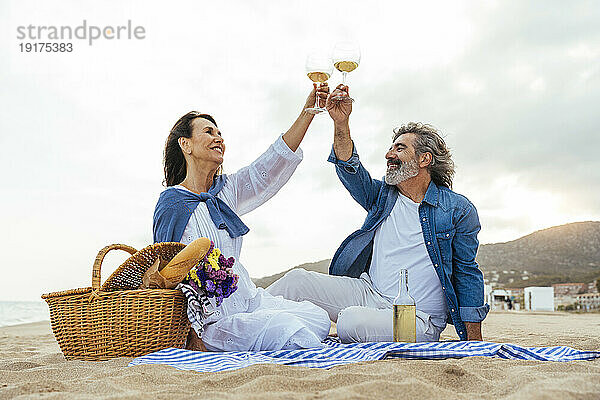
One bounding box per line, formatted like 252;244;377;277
489;288;521;310
524;287;554;311
490;289;510;310
552;283;586;296
575;293;600;311
588;281;599;294
505;288;524;297
554;295;577;310
484;284;493;307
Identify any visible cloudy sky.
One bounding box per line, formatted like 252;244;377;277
1;1;599;301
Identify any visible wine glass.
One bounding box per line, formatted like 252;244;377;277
332;41;361;102
305;52;333;114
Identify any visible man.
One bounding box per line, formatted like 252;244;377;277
267;85;489;342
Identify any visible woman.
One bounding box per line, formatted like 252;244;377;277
153;85;331;351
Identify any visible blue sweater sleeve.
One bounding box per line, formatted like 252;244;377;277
153;190;195;243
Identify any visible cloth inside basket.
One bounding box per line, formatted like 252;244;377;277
128;337;600;372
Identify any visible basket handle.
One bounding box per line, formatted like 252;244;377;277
92;244;138;290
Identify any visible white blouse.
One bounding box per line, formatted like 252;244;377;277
178;134;303;310
172;135;330;351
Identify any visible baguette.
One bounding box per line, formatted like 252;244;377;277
160;237;212;280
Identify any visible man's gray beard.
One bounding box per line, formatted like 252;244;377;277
385;158;419;185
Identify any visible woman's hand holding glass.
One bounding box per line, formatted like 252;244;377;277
303;83;330;114
304;52;333;114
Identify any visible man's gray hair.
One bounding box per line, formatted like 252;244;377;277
392;122;455;189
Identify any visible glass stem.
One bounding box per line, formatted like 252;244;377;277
342;71;347;85
315;83;320;109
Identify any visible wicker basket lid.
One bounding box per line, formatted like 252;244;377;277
100;242;186;291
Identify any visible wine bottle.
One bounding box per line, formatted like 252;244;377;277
393;269;416;342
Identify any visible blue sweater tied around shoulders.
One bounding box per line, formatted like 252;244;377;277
153;175;249;243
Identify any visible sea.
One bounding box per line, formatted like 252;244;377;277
0;301;50;328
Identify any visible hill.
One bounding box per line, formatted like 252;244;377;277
252;259;330;289
253;221;600;289
476;221;600;287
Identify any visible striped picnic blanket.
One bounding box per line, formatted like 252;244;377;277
128;338;600;372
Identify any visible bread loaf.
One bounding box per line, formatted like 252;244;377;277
159;237;212;280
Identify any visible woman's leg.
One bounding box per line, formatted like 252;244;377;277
201;305;329;352
266;269;386;322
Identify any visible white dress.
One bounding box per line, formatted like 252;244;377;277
174;135;331;351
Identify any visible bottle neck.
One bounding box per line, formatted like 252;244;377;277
394;268;415;305
398;269;409;296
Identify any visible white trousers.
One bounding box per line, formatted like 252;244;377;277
266;269;443;343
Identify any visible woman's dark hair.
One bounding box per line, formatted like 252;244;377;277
163;112;218;187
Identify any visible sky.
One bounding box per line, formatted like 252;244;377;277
1;1;599;301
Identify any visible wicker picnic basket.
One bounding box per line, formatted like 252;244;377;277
41;242;191;361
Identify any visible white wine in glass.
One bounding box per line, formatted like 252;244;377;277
334;61;359;73
305;53;333;115
307;71;331;83
332;42;361;102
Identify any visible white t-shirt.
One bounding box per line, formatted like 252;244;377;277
368;192;448;328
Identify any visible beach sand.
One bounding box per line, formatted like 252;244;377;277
1;311;599;399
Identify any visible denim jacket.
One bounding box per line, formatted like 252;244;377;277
327;144;489;341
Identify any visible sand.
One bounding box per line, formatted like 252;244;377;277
1;311;599;399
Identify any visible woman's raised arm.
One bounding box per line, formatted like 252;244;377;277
281;83;328;151
228;85;329;215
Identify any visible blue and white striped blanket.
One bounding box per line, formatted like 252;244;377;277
128;338;600;372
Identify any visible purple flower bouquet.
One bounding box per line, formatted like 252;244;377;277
183;241;239;306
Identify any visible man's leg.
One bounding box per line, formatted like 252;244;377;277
336;306;442;343
266;268;386;322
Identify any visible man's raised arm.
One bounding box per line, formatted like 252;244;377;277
327;84;353;161
325;85;382;211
